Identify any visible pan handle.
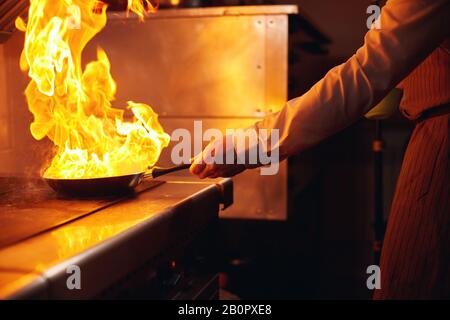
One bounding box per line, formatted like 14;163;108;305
149;163;191;179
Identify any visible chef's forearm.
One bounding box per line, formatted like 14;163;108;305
255;56;372;159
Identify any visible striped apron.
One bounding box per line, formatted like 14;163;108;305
373;104;450;299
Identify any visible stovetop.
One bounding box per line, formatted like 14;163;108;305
0;177;164;249
0;175;232;299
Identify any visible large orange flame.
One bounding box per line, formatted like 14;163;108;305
16;0;170;179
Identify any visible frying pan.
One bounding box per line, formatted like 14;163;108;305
45;163;191;197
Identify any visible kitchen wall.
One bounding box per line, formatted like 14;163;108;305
0;44;11;169
0;32;47;177
0;40;17;174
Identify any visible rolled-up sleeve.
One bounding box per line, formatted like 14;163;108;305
254;0;450;159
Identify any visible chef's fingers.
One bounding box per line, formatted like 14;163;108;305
209;165;228;179
198;163;217;179
189;162;205;175
189;153;215;178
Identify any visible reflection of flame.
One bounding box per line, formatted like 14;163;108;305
16;1;170;179
50;220;146;260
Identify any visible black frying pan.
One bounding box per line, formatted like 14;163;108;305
45;164;191;197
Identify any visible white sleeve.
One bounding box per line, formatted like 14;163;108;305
254;0;450;159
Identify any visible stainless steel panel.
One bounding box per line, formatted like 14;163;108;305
107;5;298;19
84;13;289;117
0;26;81;176
0;45;10;151
0;32;38;176
265;14;289;113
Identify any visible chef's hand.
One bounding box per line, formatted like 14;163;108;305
189;135;247;179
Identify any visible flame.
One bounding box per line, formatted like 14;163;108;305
16;0;169;179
